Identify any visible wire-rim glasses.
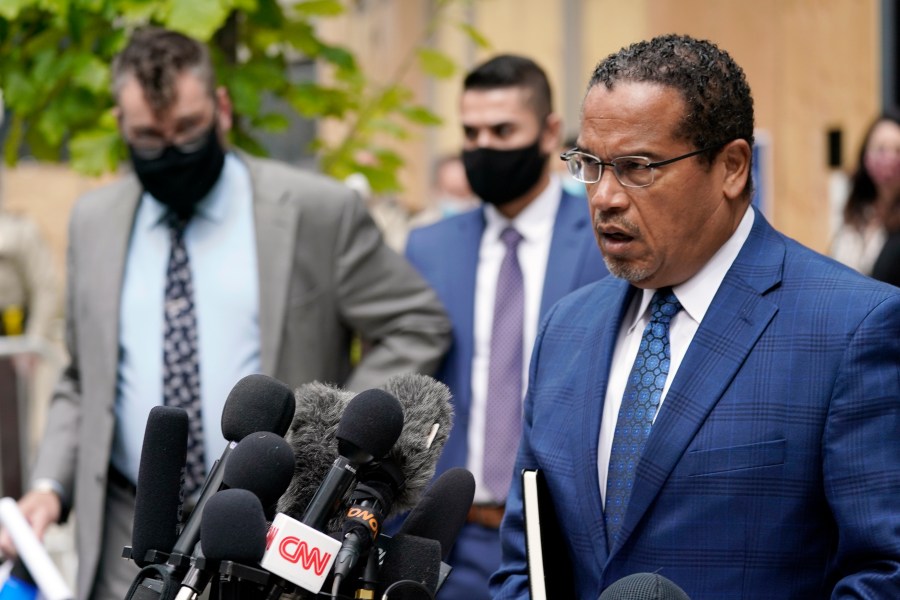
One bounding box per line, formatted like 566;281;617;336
559;141;728;188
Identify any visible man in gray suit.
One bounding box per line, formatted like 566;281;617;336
0;27;450;600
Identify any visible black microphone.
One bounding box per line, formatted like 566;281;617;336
168;374;295;565
277;374;453;529
174;489;268;600
222;431;295;518
131;406;189;566
375;468;475;598
331;459;405;587
598;573;691;600
397;467;475;561
377;534;442;600
300;388;404;531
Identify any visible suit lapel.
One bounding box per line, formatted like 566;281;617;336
578;282;637;570
452;209;486;411
608;210;785;558
244;156;299;375
540;190;590;318
94;181;141;395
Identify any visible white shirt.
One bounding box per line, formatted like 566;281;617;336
468;176;563;504
598;207;755;507
112;153;261;484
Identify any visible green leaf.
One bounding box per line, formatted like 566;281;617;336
117;0;161;22
227;0;257;11
163;0;230;41
69;126;121;175
417;48;456;78
457;22;491;49
367;119;409;140
287;83;349;118
291;0;343;17
251;112;290;132
35;101;68;146
3;70;38;111
320;44;356;72
71;53;109;93
230;127;269;157
0;0;36;20
400;105;442;126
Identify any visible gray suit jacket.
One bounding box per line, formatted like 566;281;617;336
30;154;451;599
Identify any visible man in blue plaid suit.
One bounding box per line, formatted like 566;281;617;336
491;34;900;599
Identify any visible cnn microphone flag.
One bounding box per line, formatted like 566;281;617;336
260;513;341;594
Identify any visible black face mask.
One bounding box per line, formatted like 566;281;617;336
129;125;226;219
462;137;547;206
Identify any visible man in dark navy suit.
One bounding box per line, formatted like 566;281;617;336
405;54;609;599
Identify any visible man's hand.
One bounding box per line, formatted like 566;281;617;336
0;490;62;559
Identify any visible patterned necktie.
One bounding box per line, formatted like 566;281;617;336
162;216;204;499
483;226;525;502
605;287;681;549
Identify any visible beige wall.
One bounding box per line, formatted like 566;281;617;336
4;0;882;264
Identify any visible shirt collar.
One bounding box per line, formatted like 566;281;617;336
627;205;756;332
483;174;562;243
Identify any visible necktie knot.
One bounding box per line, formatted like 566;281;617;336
648;287;681;324
166;214;189;242
500;226;523;251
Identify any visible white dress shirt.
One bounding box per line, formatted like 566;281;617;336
598;206;755;506
468;175;562;504
112;153;261;484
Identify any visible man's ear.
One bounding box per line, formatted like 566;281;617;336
541;112;562;156
215;86;233;133
720;138;752;201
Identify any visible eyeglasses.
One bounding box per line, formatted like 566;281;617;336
559;142;727;188
128;124;213;160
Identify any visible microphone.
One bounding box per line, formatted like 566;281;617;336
259;388;405;597
222;431;295;518
397;467;475;561
598;573;691;600
277;374;453;528
299;388;404;531
131;405;189;566
331;459;406;587
168;374;295;564
376;468;475;598
377;535;441;600
174;489;268;600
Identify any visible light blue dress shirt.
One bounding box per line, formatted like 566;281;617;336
111;153;261;484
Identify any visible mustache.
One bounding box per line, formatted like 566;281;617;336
594;212;641;238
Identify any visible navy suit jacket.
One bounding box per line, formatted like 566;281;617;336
405;189;609;479
492;208;900;599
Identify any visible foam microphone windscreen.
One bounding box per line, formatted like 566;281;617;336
276;375;454;529
398;467;474;561
598;573;691;600
200;489;268;564
381;374;453;514
377;534;441;600
335;388;404;461
220;374;296;441
131;405;189;566
222;432;295;508
276;381;353;525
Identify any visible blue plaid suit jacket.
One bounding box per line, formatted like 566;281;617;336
492;208;900;599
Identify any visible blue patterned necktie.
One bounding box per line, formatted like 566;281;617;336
162;216;204;499
605;287;682;549
483;226;525;501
